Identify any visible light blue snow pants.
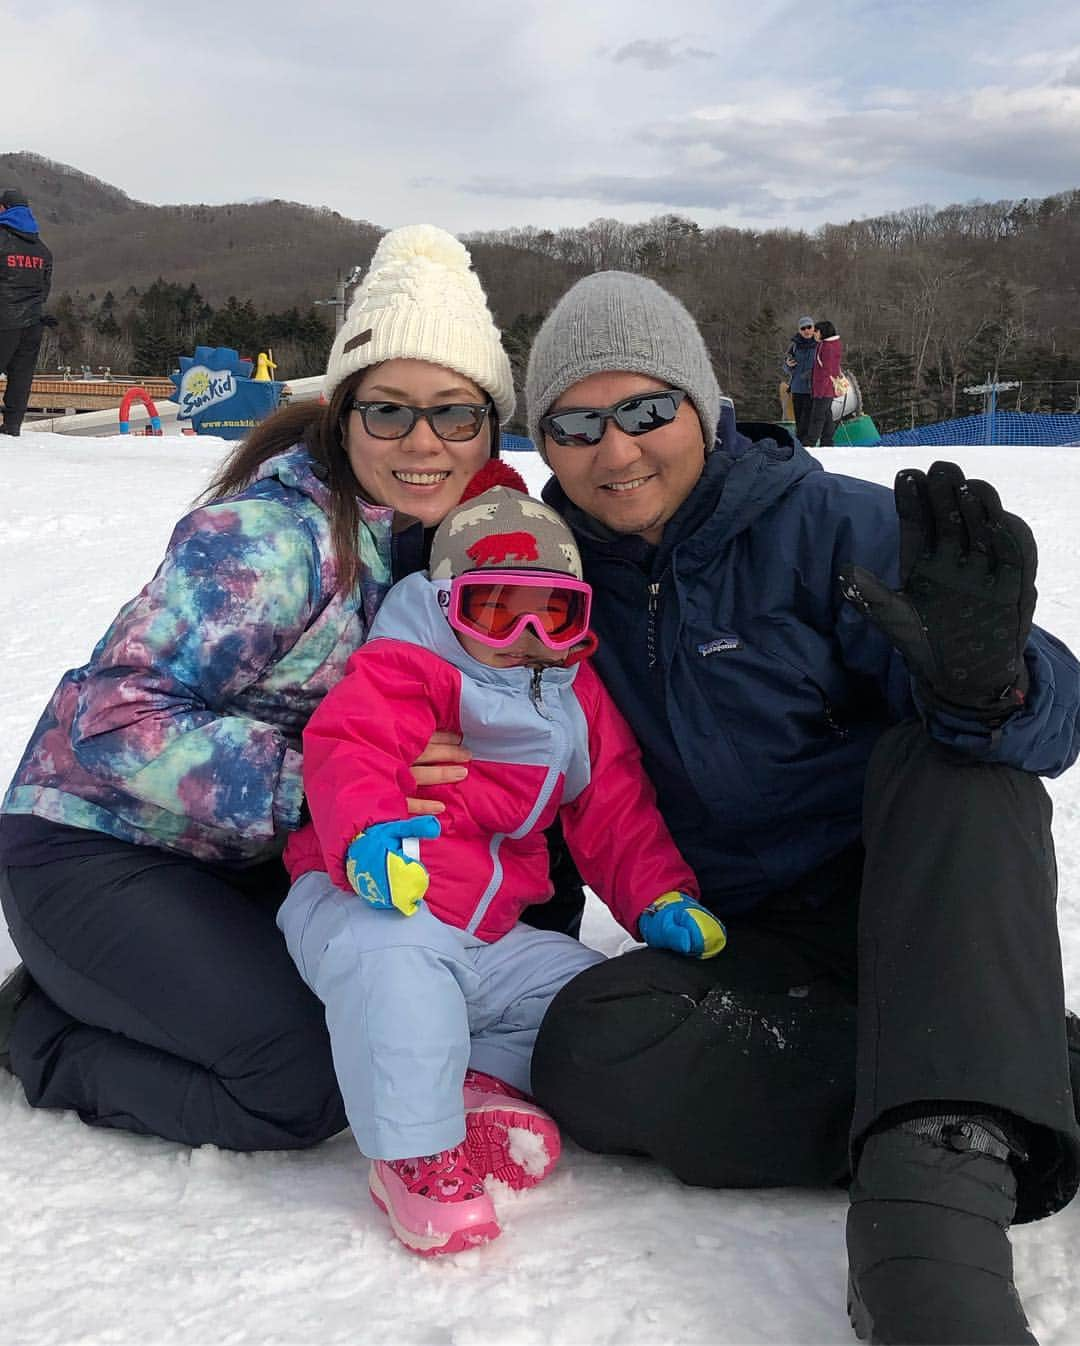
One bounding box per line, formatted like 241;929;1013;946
277;871;605;1160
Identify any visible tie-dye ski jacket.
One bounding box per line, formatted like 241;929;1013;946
2;446;400;863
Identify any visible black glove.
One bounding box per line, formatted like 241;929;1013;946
40;314;58;328
838;460;1037;723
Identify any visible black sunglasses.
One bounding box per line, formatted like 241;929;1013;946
539;389;687;448
349;399;491;442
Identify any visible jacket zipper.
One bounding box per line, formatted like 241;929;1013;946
529;666;553;719
647;581;661;670
468;666;564;934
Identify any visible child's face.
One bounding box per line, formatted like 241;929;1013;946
455;627;570;670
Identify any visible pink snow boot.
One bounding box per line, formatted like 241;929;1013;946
369;1145;500;1256
463;1069;562;1190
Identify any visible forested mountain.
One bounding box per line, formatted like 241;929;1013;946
4;151;1079;432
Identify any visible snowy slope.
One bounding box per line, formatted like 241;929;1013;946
2;434;1080;1346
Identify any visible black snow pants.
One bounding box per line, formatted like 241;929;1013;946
0;323;44;435
1;824;586;1151
531;720;1080;1225
805;393;836;447
0;841;348;1150
792;391;814;444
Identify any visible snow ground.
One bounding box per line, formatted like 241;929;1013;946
2;433;1080;1345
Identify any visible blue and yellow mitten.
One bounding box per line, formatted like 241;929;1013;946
344;816;441;916
639;892;727;959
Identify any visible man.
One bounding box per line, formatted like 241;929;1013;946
782;314;817;441
523;271;1080;1345
0;188;52;437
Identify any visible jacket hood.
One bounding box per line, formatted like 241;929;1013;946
542;403;822;562
0;205;40;237
368;571;581;693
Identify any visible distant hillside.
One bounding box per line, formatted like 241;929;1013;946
1;152;386;309
6;151;1079;432
0;151;136;222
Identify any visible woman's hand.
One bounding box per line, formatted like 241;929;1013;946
406;731;471;815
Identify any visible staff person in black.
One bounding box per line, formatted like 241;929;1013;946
0;188;53;438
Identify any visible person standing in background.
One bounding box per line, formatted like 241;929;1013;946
782;316;817;442
0;188;52;438
805;319;843;448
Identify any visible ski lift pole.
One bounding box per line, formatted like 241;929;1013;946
316;263;366;334
963;373;1020;446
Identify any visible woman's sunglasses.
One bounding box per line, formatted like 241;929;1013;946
350;399;490;442
538;389;687;448
448;570;593;651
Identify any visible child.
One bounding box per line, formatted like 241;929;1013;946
278;474;727;1256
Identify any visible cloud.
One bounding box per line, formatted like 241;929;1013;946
5;0;1080;235
460;168;847;222
609;38;717;70
461;77;1080;225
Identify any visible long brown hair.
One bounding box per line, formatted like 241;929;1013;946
201;371;376;592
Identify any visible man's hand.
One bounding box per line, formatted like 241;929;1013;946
838;461;1037;723
345;817;441;915
406;731;471;816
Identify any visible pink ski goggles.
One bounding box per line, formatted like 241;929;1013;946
448;570;593;651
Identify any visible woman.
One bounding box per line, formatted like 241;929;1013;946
805;318;843;447
0;224;517;1150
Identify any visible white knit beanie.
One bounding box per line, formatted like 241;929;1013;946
322;224;515;424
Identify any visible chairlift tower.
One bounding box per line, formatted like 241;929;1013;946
315;264;365;334
963;372;1021;446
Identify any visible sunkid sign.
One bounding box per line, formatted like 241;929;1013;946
170;346;283;439
176;365;236;418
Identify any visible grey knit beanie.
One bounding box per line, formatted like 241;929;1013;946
525;271;721;461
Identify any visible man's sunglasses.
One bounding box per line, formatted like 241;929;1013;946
448;570;593;651
349;399;491;442
538;389;687;448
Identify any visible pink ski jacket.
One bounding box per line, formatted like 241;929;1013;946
284;572;698;943
812;335;843;398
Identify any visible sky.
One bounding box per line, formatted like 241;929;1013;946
4;0;1080;235
3;432;1080;1344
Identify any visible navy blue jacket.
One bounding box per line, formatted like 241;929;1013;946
782;332;817;395
543;408;1080;914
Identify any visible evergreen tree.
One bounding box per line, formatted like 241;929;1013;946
502;312;545;432
131;325;175;376
738;304;782;419
852;342;917;432
207;297;264;358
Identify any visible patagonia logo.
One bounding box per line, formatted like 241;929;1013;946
698;636;742;656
